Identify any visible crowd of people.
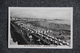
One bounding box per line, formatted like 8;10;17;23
14;21;70;46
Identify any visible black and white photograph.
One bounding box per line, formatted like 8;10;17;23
8;7;73;48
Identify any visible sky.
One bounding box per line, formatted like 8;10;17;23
10;7;73;20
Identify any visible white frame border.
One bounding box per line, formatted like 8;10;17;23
8;7;73;49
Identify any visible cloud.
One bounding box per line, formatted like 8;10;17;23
10;7;72;20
